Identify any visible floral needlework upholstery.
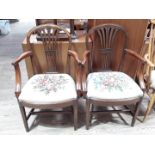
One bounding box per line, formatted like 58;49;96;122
87;72;143;100
19;74;77;104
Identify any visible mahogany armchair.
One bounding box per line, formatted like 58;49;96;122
12;24;81;131
81;24;146;129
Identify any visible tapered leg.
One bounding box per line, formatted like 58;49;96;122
18;104;29;132
86;100;91;130
131;100;142;127
90;104;93;124
143;93;155;122
73;101;78;130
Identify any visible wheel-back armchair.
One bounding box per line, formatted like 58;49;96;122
81;24;146;129
12;24;81;131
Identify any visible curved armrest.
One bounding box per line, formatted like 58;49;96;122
124;49;146;63
81;50;90;65
12;51;32;65
144;53;155;67
68;50;81;64
12;51;33;98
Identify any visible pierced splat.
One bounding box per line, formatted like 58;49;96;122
26;25;71;73
86;24;128;71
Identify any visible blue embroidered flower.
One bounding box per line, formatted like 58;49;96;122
91;72;128;92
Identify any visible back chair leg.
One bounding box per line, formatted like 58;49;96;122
131;100;142;127
86;100;91;130
73;101;78;130
18;104;29;132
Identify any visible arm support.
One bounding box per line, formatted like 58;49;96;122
12;51;33;98
81;50;91;96
68;50;82;96
125;49;146;91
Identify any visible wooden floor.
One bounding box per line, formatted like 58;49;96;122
1;20;155;135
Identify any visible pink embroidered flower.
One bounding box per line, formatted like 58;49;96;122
32;75;69;94
91;72;128;92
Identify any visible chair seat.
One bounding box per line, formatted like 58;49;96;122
19;74;77;105
150;70;155;89
87;72;143;100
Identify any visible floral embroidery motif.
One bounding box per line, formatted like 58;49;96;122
90;72;129;92
31;75;69;94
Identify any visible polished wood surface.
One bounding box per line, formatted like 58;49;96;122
88;19;148;77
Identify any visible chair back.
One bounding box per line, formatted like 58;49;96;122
26;24;72;74
85;24;128;73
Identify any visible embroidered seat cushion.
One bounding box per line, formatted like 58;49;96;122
150;70;155;89
87;72;143;100
19;74;77;104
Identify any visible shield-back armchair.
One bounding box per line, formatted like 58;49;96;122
81;24;146;129
12;24;81;131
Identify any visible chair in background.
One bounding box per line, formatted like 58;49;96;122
143;20;155;121
12;24;81;131
81;24;146;129
35;19;76;39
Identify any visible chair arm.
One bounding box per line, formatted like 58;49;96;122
144;53;155;67
124;49;146;63
68;50;82;96
124;49;146;91
80;50;91;97
68;50;81;65
11;51;33;98
12;51;32;65
81;50;90;65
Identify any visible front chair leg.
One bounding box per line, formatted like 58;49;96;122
131;100;142;127
73;101;78;130
86;100;91;130
18;104;29;132
90;104;93;124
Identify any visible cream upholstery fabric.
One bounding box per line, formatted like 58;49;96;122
19;74;77;104
150;70;155;89
87;72;143;100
